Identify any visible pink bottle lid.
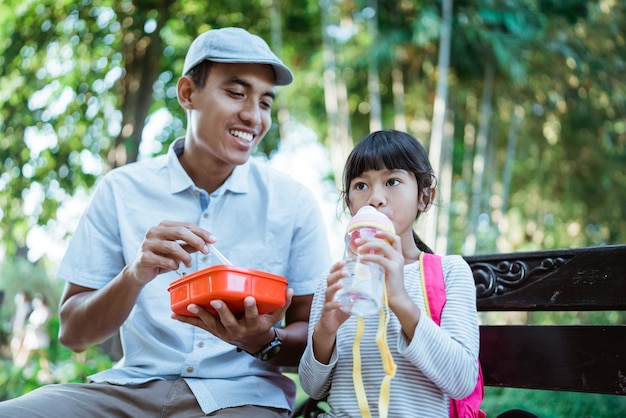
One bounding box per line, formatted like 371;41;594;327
346;206;395;234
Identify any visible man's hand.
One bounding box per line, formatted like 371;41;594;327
59;220;214;352
172;288;294;354
127;220;214;286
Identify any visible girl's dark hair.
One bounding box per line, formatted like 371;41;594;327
341;129;436;254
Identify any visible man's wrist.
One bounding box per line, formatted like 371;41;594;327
237;327;283;361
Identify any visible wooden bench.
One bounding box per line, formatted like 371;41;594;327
470;244;626;396
292;244;626;416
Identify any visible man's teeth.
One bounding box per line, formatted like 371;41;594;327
230;130;253;142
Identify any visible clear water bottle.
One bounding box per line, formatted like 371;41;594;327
334;206;395;316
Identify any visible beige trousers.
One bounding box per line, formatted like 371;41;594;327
0;379;290;418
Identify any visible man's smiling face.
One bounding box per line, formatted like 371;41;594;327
186;62;276;168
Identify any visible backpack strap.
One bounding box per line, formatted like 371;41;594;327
419;252;446;325
420;252;487;418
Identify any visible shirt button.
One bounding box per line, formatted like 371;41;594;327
187;367;194;373
198;342;204;348
201;256;208;263
203;213;209;218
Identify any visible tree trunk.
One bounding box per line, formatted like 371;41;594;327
501;105;523;215
392;66;406;131
422;0;452;251
336;75;352;181
465;59;495;255
108;0;172;168
270;0;289;139
367;0;382;132
435;109;455;254
495;105;523;252
321;0;352;189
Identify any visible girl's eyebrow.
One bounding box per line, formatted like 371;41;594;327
378;168;407;175
227;77;276;100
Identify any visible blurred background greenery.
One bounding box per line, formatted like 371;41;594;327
1;0;625;415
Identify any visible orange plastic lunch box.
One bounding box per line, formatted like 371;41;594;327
168;265;288;317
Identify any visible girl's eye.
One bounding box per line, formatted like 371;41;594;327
355;182;368;191
387;178;400;187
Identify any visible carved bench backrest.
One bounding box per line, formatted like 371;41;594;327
463;244;626;395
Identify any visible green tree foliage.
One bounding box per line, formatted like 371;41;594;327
0;0;306;261
1;2;625;413
1;0;625;260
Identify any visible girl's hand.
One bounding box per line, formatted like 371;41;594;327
316;260;351;336
310;260;351;364
352;231;413;314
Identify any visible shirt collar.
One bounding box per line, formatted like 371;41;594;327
222;158;250;195
167;137;251;196
168;138;195;195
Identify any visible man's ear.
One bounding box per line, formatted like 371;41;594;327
419;188;436;212
177;76;194;110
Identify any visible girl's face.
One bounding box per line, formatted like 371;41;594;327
347;168;423;238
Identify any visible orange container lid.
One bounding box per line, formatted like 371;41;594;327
168;264;287;317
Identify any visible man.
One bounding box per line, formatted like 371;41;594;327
0;27;330;417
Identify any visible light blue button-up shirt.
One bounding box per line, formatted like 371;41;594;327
57;138;331;414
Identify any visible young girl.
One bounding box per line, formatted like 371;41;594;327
298;130;480;417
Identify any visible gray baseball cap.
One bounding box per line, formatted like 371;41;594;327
182;27;294;86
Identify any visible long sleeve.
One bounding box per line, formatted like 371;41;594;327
298;275;335;399
298;255;480;417
397;255;479;399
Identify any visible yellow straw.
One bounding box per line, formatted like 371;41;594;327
353;316;370;417
352;281;397;418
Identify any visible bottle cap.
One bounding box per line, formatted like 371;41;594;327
346;206;395;234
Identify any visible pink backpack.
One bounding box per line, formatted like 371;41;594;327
420;252;486;418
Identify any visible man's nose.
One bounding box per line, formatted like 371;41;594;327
239;100;262;125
